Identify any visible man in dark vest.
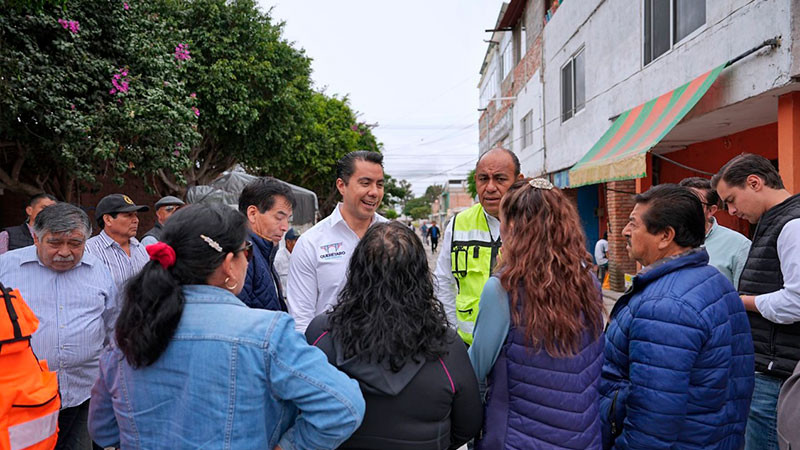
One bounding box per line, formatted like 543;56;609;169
713;153;800;450
0;193;56;254
140;196;185;246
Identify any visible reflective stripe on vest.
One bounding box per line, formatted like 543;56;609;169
8;410;58;450
450;204;500;345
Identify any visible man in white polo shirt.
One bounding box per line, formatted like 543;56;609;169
287;151;388;331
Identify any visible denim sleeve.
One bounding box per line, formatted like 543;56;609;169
88;350;121;448
267;314;365;450
468;276;510;383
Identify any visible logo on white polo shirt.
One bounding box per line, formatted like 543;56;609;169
319;242;345;260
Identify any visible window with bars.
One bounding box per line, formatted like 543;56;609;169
561;48;585;122
644;0;705;65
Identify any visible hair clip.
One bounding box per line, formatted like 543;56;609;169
529;178;554;190
200;234;223;252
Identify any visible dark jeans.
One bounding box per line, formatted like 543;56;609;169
56;400;103;450
431;238;439;252
597;263;608;284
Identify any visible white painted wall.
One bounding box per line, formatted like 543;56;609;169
541;0;797;174
511;69;545;176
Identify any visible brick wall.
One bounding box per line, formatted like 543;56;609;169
606;180;637;291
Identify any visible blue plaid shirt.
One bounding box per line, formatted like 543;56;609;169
0;246;118;408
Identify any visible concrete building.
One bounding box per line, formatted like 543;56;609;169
478;0;800;290
432;179;475;226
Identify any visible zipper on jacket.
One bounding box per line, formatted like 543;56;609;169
768;325;777;372
609;389;621;437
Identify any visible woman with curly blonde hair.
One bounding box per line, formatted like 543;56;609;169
469;178;605;450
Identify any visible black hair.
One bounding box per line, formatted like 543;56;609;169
96;212;118;230
679;176;720;207
336;151;384;184
476;147;521;177
29;193;57;207
634;184;705;249
328;221;449;372
238;176;296;215
711;153;784;190
116;204;248;368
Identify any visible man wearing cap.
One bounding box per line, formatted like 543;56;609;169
274;228;300;301
85;194;150;292
141;196;185;247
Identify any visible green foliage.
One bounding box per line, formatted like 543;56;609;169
466;168;477;198
403;195;432;219
382;175;412;211
0;0;388;208
0;0;200;199
423;184;444;204
384;209;398;220
255;91;382;216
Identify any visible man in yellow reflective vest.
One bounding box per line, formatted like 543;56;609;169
433;147;523;345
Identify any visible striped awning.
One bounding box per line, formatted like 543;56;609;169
569;63;726;187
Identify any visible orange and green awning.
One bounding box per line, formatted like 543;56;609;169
569;63;727;187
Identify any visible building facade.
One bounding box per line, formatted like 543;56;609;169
478;0;800;290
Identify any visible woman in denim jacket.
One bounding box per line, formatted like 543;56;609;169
88;204;365;449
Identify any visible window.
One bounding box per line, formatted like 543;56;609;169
501;41;513;80
521;111;533;149
644;0;705;65
561;49;585;122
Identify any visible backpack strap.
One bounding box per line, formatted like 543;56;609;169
1;282;26;345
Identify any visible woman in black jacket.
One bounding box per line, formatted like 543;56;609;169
306;221;482;450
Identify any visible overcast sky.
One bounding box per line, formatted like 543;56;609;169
263;1;505;195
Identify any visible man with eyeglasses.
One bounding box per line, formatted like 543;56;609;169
141;196;185;247
679;177;751;290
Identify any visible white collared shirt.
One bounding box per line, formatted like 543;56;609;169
286;203;388;331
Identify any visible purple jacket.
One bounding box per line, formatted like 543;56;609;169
478;299;604;449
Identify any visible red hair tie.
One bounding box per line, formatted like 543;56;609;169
146;242;176;269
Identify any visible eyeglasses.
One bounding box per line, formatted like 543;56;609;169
234;240;254;262
164;205;181;213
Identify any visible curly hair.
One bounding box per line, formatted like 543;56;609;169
329;221;449;372
496;179;604;357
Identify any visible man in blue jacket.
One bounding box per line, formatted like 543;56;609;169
600;184;754;449
237;177;295;311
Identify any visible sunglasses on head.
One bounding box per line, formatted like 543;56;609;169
235;240;254;262
164;205;181;213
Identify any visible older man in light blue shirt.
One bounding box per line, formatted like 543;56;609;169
681;177;751;289
0;202;117;450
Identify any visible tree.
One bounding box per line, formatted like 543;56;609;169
382;175;412;212
466;168;477;198
155;0;314;193
423;184;444;204
0;0;200;200
255;92;383;216
403;196;431;219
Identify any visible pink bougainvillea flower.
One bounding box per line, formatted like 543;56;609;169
192;107;200;117
190;92;197;98
174;43;191;61
69;21;80;33
123;2;129;10
351;124;359;131
176;142;182;147
58;18;68;28
173;150;181;157
109;68;130;95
